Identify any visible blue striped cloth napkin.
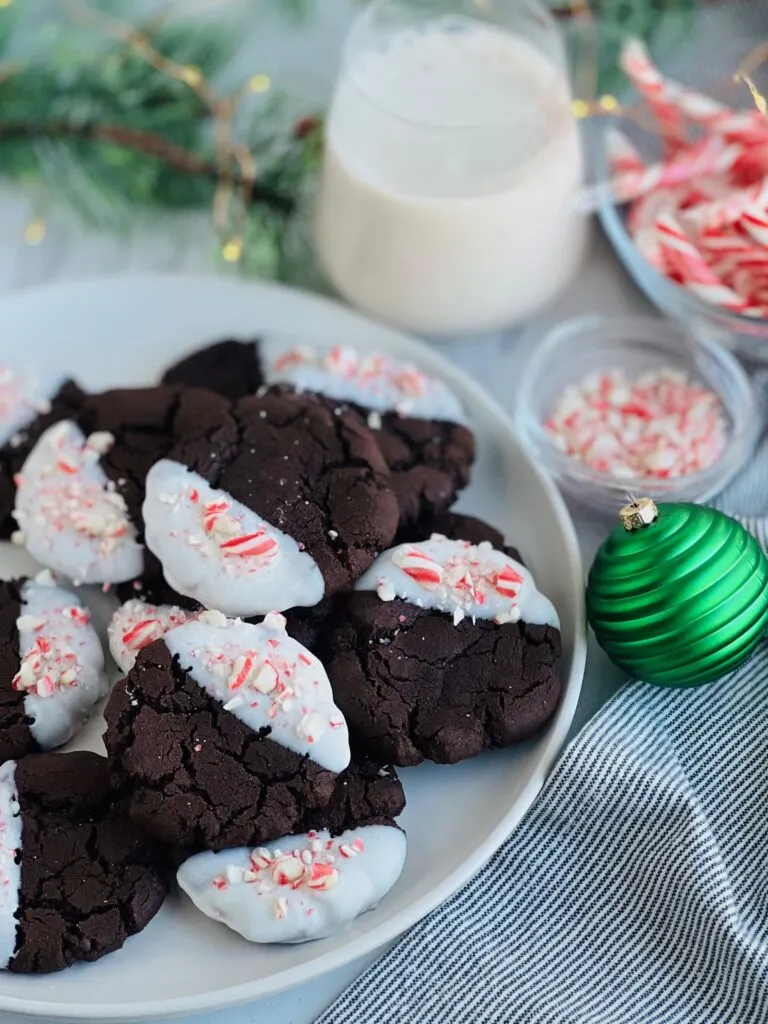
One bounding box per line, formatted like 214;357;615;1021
316;382;768;1024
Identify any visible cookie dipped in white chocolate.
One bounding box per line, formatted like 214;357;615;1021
12;421;143;584
260;339;466;422
15;575;107;750
355;533;559;628
0;760;22;968
164;613;350;773
177;824;405;944
142;460;325;617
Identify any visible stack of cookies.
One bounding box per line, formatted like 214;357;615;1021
0;338;561;972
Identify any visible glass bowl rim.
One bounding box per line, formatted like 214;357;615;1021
339;0;563;133
516;313;759;501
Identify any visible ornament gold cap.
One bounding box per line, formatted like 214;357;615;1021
620;497;659;532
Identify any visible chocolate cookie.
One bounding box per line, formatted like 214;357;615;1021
0;574;106;761
161;339;475;533
0;368;86;539
300;756;405;835
104;614;352;853
326;531;562;766
0;751;167;974
162;338;262;402
12;385;229;587
142;386;399;618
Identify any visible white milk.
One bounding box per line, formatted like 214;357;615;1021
315;16;588;335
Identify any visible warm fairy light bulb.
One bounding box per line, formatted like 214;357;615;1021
571;98;590;119
248;73;271;94
24;219;46;246
0;0;14;8
599;94;619;112
180;65;203;88
221;237;243;262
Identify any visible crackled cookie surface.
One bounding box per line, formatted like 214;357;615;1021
0;751;166;974
143;387;399;617
161;339;475;533
327;525;562;765
104;614;352;853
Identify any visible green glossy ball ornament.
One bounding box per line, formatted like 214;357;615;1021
586;498;768;686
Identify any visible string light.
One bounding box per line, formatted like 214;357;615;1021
23;218;46;246
571;98;590;119
180;65;204;88
248;73;271;94
599;94;619;112
66;0;263;257
0;0;14;8
221;237;243;263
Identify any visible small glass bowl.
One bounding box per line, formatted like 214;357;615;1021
515;315;758;514
594;122;768;363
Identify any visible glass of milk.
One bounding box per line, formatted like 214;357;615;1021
314;0;589;336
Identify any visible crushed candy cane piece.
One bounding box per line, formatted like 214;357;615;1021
544;367;727;480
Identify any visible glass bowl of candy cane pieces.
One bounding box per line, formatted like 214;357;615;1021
594;39;768;361
515;315;757;515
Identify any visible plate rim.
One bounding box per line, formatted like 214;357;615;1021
0;273;586;1020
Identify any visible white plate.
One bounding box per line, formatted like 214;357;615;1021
0;275;585;1022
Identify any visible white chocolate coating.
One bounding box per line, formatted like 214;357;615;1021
13;421;143;584
164;614;350;773
108;598;202;674
0;760;21;969
16;577;107;750
260;338;466;422
142;461;325;617
177;825;405;944
355;534;559;628
0;364;66;449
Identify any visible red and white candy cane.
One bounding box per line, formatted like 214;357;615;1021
606;128;646;177
683;179;768;233
655;214;753;313
740;204;768;248
581;139;741;213
621;38;688;155
665;80;768;145
613;137;742;205
392;548;443;589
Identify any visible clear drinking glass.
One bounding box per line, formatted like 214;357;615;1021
314;0;589;337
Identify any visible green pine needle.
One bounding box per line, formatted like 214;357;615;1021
0;3;319;279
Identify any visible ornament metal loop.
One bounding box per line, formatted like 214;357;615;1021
619;497;659;532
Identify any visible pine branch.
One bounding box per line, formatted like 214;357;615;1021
0;118;295;214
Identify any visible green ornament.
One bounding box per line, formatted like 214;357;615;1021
586;498;768;686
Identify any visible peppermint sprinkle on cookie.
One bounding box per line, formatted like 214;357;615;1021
356;534;560;630
13;420;142;584
108;599;205;674
263;340;465;421
164;616;350;772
